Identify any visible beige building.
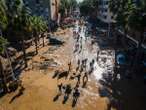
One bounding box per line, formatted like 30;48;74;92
50;0;60;21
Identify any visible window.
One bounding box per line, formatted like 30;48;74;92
36;0;40;4
105;1;109;5
104;9;107;12
104;1;108;5
104;15;107;19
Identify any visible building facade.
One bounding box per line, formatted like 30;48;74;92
23;0;60;23
23;0;51;21
98;0;115;23
50;0;60;21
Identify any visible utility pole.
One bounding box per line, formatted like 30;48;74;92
107;5;111;38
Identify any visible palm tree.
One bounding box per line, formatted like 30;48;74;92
41;21;48;47
0;0;10;92
127;0;146;68
0;0;8;30
69;0;77;15
59;0;69;17
79;0;98;16
0;36;8;93
110;0;146;70
6;0;31;68
29;16;47;54
109;0;135;47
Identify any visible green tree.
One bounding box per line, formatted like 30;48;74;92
4;0;31;68
79;0;98;16
0;36;8;93
127;1;146;68
109;0;135;47
13;1;30;68
0;36;8;56
59;0;77;18
59;0;70;17
0;0;8;30
110;0;146;47
29;16;47;54
110;0;146;69
69;0;77;14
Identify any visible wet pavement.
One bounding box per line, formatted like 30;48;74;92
0;21;145;110
70;21;116;110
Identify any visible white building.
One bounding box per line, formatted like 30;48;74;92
98;0;115;23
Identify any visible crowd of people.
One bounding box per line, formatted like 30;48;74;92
53;60;81;107
52;20;99;108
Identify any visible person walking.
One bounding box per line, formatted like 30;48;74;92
62;84;72;104
82;72;88;88
57;83;63;95
68;61;72;72
72;88;80;107
76;74;81;86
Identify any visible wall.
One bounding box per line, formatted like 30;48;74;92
98;0;115;23
23;0;51;21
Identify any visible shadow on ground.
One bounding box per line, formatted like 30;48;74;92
98;62;146;110
48;37;64;46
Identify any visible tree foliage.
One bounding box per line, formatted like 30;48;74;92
29;16;47;34
110;0;146;32
0;0;8;30
79;0;98;16
128;0;146;32
0;36;8;53
0;0;48;67
0;0;47;40
59;0;77;16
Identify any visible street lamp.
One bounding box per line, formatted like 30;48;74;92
107;7;111;38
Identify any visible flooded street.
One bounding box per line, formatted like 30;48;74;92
1;0;146;109
0;22;145;110
70;22;115;110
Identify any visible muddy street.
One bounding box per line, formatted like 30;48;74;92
0;22;145;110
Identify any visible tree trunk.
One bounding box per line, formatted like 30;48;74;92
22;37;27;68
33;31;38;55
34;37;38;55
4;48;16;80
38;34;41;46
0;56;8;93
42;33;45;47
34;36;38;55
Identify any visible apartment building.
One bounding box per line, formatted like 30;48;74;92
98;0;115;23
23;0;51;21
23;0;61;23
